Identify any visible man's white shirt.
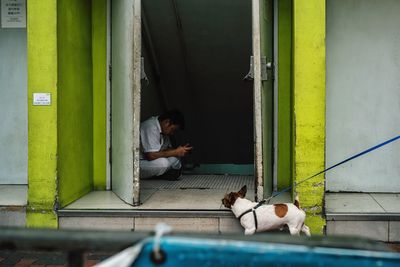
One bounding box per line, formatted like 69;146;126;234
140;116;171;160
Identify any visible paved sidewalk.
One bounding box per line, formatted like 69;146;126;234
389;243;400;252
0;250;113;267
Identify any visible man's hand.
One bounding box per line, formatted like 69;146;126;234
145;143;193;160
175;143;193;157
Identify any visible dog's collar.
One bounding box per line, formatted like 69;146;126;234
237;200;267;230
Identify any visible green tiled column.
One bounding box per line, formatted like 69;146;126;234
27;0;58;228
292;0;326;234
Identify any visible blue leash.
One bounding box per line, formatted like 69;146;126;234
265;134;400;203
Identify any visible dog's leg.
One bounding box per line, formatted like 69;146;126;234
301;225;311;236
287;225;301;236
244;228;256;235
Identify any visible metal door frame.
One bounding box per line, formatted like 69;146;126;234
109;0;142;205
107;0;275;204
252;0;276;201
252;0;264;201
131;0;142;205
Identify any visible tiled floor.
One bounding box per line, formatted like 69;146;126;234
63;189;287;210
370;194;400;213
63;175;290;210
141;175;255;190
325;192;400;214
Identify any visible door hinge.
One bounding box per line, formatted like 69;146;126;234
109;146;112;164
141;57;149;86
265;60;275;82
243;56;274;81
109;64;112;82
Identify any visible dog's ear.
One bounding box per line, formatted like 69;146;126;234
238;185;247;197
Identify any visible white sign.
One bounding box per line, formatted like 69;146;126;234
33;93;51;106
1;0;26;28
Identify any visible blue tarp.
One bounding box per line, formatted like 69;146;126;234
98;236;400;267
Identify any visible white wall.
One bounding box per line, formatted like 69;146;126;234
326;0;400;192
0;25;27;184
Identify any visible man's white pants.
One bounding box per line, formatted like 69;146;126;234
139;157;181;179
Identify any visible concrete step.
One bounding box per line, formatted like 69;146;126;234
0;185;27;227
326;219;400;242
0;206;26;227
325;192;400;242
58;209;244;234
58;189;291;234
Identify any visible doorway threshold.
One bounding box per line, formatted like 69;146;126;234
59;175;291;217
58;175;290;232
61;175;254;210
58;188;235;219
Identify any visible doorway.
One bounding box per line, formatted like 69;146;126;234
110;0;274;206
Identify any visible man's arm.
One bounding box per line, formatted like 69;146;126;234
145;144;193;161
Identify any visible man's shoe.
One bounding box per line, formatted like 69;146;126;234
157;168;182;181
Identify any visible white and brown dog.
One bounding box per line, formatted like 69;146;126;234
222;185;311;236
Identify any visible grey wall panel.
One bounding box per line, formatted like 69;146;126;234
0;26;27;184
326;0;400;192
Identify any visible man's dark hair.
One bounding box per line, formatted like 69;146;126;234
159;109;185;130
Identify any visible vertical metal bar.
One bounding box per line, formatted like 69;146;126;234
67;250;84;267
273;0;279;192
132;0;142;205
252;0;264;201
106;0;111;191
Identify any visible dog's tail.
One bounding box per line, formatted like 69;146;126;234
294;195;300;209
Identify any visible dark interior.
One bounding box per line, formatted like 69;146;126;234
141;0;253;168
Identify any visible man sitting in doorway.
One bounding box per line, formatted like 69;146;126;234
140;109;193;180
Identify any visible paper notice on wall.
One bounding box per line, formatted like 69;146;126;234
1;0;26;28
33;93;51;106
